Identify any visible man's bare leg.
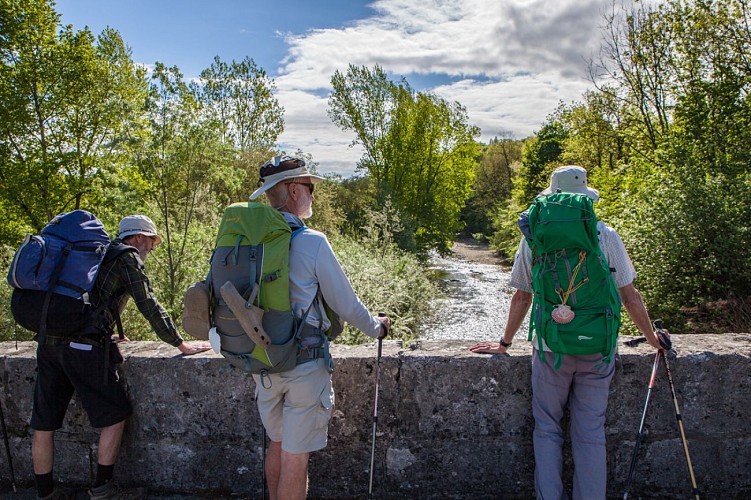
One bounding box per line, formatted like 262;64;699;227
32;430;55;474
277;449;310;500
266;441;310;500
96;420;126;465
266;440;282;500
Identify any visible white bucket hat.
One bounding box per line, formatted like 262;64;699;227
541;165;599;201
249;155;324;200
117;215;162;245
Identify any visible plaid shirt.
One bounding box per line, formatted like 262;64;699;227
509;221;636;292
90;244;183;347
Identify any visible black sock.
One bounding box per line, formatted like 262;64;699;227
35;472;55;498
94;463;115;487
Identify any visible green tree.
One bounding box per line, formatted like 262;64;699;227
198;56;283;153
124;63;237;324
0;0;147;241
197;56;284;198
584;0;751;327
328;64;394;179
462;135;522;237
329;64;480;254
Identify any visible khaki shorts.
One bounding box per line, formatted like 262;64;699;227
253;358;334;454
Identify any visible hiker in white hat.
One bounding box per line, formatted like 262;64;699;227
31;213;210;500
541;165;600;200
249;155;325;203
117;214;162;262
470;165;667;499
250;154;390;500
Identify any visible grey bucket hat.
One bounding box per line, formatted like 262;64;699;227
117;215;162;245
541;165;599;201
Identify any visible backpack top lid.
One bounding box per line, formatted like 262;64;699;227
42;210;111;245
527;192;599;254
215;202;291;247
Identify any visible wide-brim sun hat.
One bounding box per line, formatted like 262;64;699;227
249;155;325;200
541;165;599;201
117;214;162;245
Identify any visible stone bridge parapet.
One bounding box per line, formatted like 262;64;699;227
0;334;749;498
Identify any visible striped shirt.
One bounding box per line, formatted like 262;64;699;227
509;221;636;292
89;245;183;346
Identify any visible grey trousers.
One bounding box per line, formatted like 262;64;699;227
531;349;616;500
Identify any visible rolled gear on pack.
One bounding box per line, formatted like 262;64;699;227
6;210;136;341
205;201;337;374
523;192;621;369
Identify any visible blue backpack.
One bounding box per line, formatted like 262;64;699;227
7;210;135;340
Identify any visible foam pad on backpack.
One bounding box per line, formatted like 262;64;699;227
182;281;211;340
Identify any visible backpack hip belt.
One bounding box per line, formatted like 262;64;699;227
42;334;107;349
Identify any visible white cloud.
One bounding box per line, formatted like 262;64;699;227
275;0;614;176
433;73;594;142
276;89;365;176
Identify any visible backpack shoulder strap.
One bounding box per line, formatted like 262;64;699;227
90;242;139;339
103;242;139;265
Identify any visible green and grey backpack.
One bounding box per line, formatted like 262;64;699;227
208;202;337;374
201;202;343;374
522;192;621;369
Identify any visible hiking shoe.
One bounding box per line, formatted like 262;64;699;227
88;482;148;500
37;487;74;500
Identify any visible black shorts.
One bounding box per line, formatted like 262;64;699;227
31;341;132;430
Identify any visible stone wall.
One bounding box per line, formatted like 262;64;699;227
0;334;749;498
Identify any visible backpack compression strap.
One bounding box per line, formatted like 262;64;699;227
38;245;72;342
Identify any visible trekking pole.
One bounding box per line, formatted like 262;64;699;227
623;346;662;499
368;313;386;500
0;397;17;493
654;320;700;500
261;431;266;500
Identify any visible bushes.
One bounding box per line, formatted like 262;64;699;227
329;233;438;345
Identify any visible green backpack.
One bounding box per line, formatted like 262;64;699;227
523;192;621;369
208;202;338;374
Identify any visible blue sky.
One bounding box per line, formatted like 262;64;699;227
54;0;613;176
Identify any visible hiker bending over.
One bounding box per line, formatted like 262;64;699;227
470;166;668;500
248;155;390;500
31;215;210;500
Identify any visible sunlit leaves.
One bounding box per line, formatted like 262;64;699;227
329;64;480;254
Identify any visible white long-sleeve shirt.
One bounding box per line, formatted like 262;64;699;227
284;213;382;339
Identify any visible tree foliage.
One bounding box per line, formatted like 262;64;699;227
500;0;751;330
0;0;147;235
462;135;522;237
329;64;480;254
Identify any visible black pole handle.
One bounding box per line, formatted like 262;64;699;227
653;319;672;351
377;312;389;339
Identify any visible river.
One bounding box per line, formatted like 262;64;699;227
422;247;530;342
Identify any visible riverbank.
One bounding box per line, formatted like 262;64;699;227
450;237;508;266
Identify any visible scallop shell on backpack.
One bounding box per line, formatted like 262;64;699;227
551;304;575;324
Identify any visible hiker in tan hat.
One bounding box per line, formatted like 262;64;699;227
470;166;667;499
31;214;210;500
250;155;390;500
